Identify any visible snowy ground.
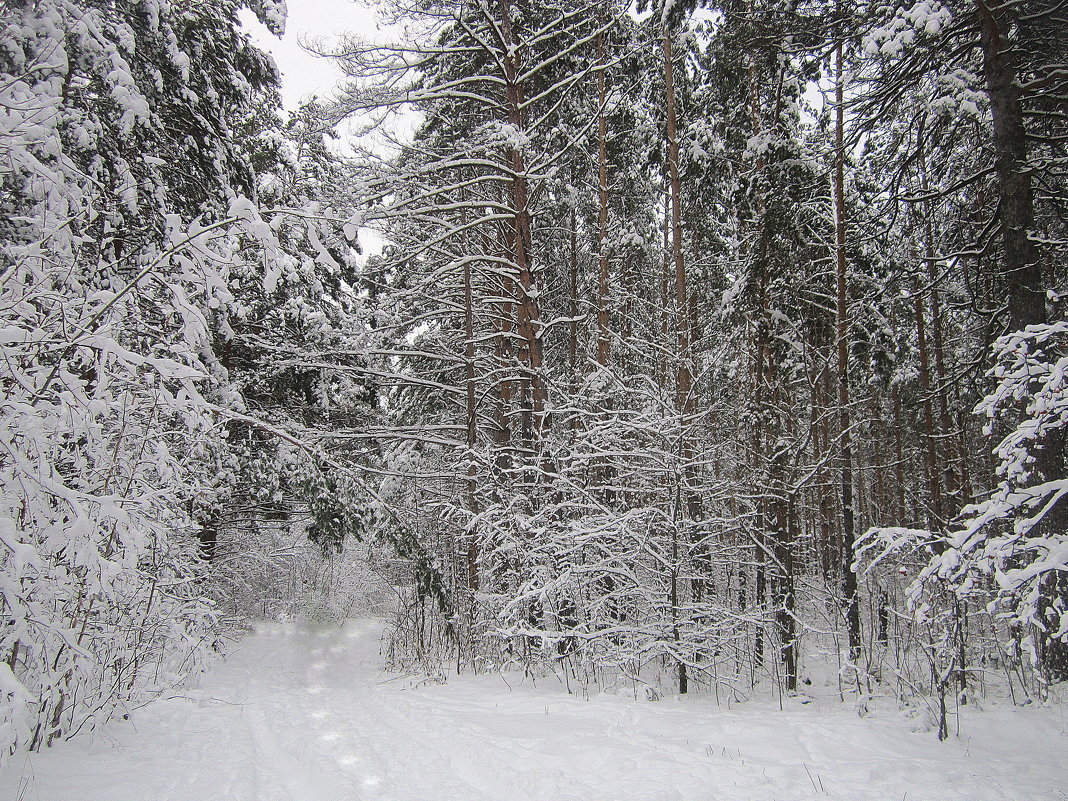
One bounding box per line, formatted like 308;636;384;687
3;619;1066;801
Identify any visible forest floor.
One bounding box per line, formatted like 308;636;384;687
2;619;1066;801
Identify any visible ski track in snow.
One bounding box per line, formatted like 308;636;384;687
3;619;1066;801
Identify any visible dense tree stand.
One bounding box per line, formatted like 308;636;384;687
2;0;1066;762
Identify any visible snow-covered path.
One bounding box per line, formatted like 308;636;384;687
3;620;1065;801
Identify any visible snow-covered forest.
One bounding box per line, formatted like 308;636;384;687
1;0;1067;795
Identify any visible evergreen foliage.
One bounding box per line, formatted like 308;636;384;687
325;0;1067;718
0;0;371;753
2;0;1066;758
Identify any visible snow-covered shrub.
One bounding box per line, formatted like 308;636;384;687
861;323;1068;690
0;183;222;752
0;0;361;756
211;513;394;626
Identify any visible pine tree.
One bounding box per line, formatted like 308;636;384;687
0;0;373;752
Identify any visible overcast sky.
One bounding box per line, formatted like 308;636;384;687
240;0;402;257
241;0;382;112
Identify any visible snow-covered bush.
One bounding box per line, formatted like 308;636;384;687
0;150;224;752
861;323;1068;689
0;0;350;756
211;510;394;626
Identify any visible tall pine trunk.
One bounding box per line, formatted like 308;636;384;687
501;0;547;454
663;25;690;695
833;32;862;667
596;24;611;369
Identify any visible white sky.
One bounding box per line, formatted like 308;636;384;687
241;0;393;257
240;0;382;112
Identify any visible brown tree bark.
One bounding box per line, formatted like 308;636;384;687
500;0;548;451
596;25;611;368
663;25;692;695
487;221;513;473
464;237;480;592
660;188;672;386
833;33;862;665
912;270;945;530
978;1;1067;679
663;28;692;426
977;1;1045;332
569;207;579;397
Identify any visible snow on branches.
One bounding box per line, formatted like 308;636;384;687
861;322;1068;668
957;324;1068;641
0;0;379;757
